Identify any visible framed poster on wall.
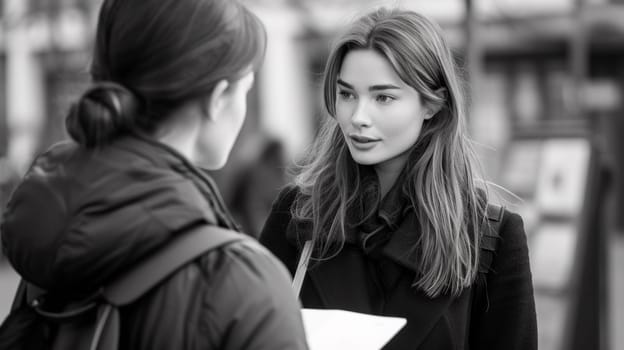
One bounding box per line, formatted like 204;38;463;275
534;138;591;217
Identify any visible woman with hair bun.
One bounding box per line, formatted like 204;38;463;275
260;7;537;350
0;0;308;348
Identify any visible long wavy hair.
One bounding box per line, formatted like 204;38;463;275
293;8;488;297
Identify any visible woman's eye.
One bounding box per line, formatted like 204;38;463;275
338;90;355;100
376;94;395;103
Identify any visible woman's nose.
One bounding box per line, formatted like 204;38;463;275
351;101;372;127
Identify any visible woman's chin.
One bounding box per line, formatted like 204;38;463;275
349;154;379;166
347;149;380;166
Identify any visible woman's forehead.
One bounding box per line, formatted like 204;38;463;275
338;49;408;90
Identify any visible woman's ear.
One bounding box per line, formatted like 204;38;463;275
423;87;447;120
201;79;229;121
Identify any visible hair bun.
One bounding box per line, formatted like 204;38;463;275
65;81;140;148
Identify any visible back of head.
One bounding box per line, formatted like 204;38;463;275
66;0;266;148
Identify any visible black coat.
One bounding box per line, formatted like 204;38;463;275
1;136;308;350
260;186;537;350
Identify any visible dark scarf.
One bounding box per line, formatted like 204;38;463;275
345;166;417;292
286;164;422;291
344;166;413;258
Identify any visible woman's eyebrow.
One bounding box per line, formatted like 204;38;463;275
369;84;401;91
337;78;400;92
337;79;353;89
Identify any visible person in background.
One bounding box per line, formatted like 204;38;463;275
0;0;308;348
0;158;19;263
260;7;537;350
230;138;288;238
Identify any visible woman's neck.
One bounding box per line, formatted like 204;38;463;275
375;167;402;199
374;152;410;198
153;107;201;161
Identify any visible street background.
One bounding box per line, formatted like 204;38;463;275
1;1;624;349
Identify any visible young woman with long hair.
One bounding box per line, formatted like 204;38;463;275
260;7;536;350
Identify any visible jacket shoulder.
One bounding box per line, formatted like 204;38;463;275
258;185;302;275
272;185;300;212
481;205;525;248
497;208;527;247
198;237;293;294
479;205;526;274
260;184;299;245
121;236;307;349
194;237;307;349
471;207;537;349
481;206;533;287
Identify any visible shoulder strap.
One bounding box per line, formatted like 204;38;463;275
103;225;244;306
479;204;504;274
486;203;504;222
3;225;243;350
20;225;243;312
484;203;504;240
292;240;313;298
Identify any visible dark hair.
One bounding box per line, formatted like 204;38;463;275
66;0;266;148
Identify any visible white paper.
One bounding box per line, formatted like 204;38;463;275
301;308;406;350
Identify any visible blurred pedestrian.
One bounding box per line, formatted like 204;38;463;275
230;138;288;238
260;7;537;350
0;0;308;349
0;158;20;263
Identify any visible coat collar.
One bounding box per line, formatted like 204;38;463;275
113;134;240;230
305;238;455;349
347;166;423;279
302;167;456;348
380;211;422;277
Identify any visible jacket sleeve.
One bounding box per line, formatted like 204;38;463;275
470;210;538;350
199;239;309;350
258;186;300;276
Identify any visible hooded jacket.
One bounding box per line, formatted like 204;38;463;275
1;136;308;350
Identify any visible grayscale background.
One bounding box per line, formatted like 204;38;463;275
1;1;623;349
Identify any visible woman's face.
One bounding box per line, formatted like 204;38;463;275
335;49;432;174
198;71;255;169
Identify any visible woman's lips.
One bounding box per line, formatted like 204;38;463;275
349;134;379;143
349;134;380;150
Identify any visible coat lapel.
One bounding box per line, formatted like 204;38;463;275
293;169;459;348
384;283;455;349
306;231;456;349
307;245;376;314
379;211;458;348
381;212;420;279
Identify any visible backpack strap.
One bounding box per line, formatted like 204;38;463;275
22;224;243;312
2;225;244;350
103;224;244;306
85;225;244;350
478;204;504;274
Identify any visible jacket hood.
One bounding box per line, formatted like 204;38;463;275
1;137;224;294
